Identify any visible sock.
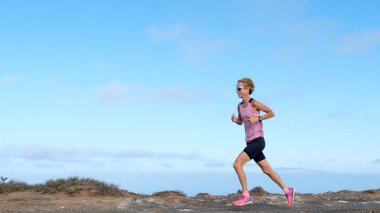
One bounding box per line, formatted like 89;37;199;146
283;187;289;194
243;191;250;197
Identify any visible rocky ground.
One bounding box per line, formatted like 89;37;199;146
1;188;380;212
0;177;379;212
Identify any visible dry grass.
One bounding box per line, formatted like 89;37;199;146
228;186;269;197
194;192;211;198
1;176;124;196
0;180;32;193
249;186;268;196
152;190;187;198
363;189;380;194
1;177;187;198
34;176;124;196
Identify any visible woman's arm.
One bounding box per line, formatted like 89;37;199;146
251;100;275;122
232;104;243;125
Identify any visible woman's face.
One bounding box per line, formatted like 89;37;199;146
236;82;249;98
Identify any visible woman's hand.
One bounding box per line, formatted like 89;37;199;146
249;116;259;124
231;114;238;123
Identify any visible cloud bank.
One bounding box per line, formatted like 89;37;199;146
0;143;226;171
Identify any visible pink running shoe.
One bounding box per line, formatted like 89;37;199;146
285;187;295;207
232;195;252;206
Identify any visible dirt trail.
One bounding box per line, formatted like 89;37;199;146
1;188;379;212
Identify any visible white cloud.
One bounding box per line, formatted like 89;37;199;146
98;81;210;103
99;81;139;103
0;143;226;171
113;149;206;161
337;29;380;54
325;111;352;119
263;19;339;60
271;47;299;60
149;88;210;101
203;160;227;168
0;75;18;86
1;143;100;162
274;166;327;173
250;0;307;16
178;39;230;63
147;24;190;41
147;24;231;63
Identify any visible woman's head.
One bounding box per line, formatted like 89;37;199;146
237;78;255;95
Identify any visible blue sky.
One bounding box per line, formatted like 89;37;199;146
1;0;380;195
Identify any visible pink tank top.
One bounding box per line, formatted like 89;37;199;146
239;99;264;143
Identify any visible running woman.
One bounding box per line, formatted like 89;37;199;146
231;77;295;207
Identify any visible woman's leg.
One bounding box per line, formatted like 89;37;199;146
233;151;251;194
257;159;288;192
257;159;295;207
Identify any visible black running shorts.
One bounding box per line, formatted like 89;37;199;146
243;137;266;163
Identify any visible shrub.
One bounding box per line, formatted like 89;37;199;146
0;180;32;194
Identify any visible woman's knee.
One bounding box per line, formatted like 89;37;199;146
234;152;250;170
233;161;242;170
262;167;272;175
